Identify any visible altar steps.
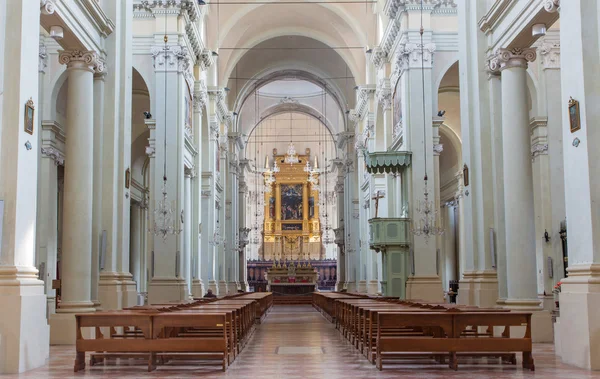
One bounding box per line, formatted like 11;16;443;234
273;296;313;305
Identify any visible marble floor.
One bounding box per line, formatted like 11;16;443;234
8;305;600;379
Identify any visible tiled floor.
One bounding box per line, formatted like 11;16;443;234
8;305;600;378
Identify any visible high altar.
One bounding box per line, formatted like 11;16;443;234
265;261;318;295
262;152;323;260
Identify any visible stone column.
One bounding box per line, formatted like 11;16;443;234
129;204;142;294
238;162;250;291
183;168;193;297
456;0;499;308
432;118;443;289
147;43;189;304
334;169;346;290
91;69;106;310
202;110;219;295
0;1;49;371
529;118;554;307
400;37;443;302
538;37;566;302
49;50;99;344
496;48;552;341
36;41;59;317
217;146;228;295
487;69;507;302
554;0;600;369
191;82;205;298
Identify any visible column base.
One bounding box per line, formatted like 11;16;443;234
335;281;344;291
0;267;50;373
406;275;444;302
367;280;379;295
208;280;218;294
192;279;205;298
91;299;103;311
47;295;56;316
119;273;138;308
147;277;188;304
357;280;368;293
503;299;553;343
345;281;356;293
240;281;250;292
457;270;499;307
228;281;239;294
218;281;228;296
98;271;123;311
555;264;600;369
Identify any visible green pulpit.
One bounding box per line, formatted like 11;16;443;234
369;218;411;299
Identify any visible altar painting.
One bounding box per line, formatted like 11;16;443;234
281;184;303;220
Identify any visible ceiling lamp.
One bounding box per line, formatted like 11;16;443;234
150;29;181;240
410;0;444;242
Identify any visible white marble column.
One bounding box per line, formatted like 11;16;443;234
129;204;142;294
183;168;193;297
0;1;49;371
91;69;106;310
334;169;346;290
456;0;499;308
191;82;206;298
400;35;443;302
49;50;99;344
538;37;566;302
147;43;188;304
554;0;600;369
487;69;507;302
497;48;539;303
496;48;552;341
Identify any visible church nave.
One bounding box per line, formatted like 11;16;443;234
11;305;600;379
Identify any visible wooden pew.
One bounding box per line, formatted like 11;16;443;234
376;311;534;371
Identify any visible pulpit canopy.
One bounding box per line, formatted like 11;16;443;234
364;151;412;174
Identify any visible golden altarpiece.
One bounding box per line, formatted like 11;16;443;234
262;153;323;261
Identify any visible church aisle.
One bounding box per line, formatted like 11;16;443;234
12;305;600;379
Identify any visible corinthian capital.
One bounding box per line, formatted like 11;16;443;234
538;40;560;69
58;50;101;71
495;48;537;70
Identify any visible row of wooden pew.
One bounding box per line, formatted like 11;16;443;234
313;292;535;371
74;292;273;372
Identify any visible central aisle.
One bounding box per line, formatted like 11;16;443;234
225;304;374;378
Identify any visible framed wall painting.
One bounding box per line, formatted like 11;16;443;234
568;97;581;133
24;98;34;135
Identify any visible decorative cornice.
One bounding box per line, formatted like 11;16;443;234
58;50;101;71
538;40;560;70
495;48;537;70
370;46;388;69
41;147;65;166
543;0;560;13
350;85;376;122
384;0;456;19
39;42;47;73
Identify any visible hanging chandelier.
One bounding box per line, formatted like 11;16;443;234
410;0;444;242
150;31;181;241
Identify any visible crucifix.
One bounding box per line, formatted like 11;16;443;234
372;190;385;218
